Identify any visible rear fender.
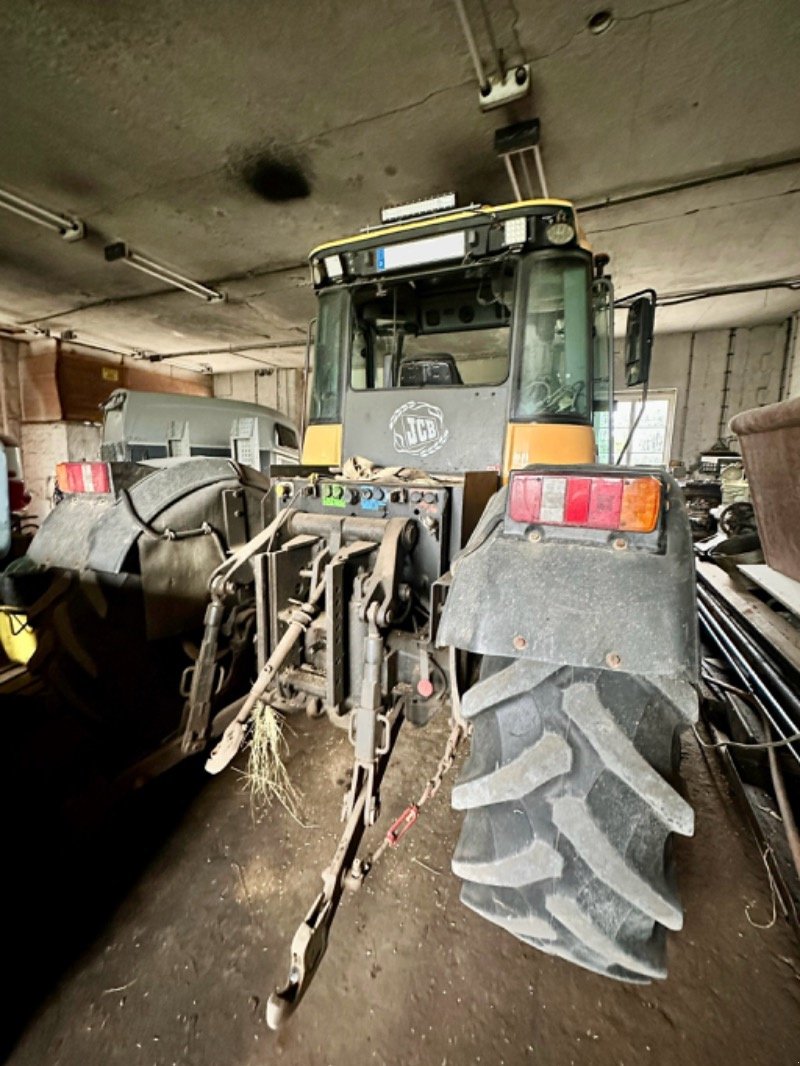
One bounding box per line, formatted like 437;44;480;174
24;459;269;638
27;458;267;574
437;470;698;696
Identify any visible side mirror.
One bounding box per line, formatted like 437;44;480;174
624;293;655;387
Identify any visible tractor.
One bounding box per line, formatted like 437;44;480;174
6;192;698;1026
202;192;698;1022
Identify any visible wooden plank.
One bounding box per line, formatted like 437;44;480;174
20;340;211;424
696;559;800;675
57;350;123;421
19;342;62;421
739;563;800;620
122;363;211;398
56;350;212;422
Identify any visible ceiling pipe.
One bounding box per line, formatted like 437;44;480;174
143;338;303;362
452;0;490;93
578;154;800;214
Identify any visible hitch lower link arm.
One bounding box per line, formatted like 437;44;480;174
267;598;403;1029
266;702;404;1030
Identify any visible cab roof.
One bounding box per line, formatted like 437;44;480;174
309;198;578;260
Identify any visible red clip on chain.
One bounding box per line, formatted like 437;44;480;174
385;804;419;847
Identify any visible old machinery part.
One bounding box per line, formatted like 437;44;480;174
180;599;227;754
180;497;301;754
358;516;418;625
367;714;469;870
267;699;470;1031
718;501;757;538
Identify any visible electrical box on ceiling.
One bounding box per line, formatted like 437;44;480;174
480;64;531;111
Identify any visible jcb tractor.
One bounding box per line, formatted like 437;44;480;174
5;192;698;1026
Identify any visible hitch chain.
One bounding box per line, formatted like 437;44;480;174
368;716;469;868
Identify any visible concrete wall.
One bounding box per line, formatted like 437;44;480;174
615;319;794;469
20;421;102;521
212;369;302;426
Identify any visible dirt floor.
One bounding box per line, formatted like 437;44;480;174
5;709;800;1066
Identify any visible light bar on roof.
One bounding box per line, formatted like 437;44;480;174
380;192;457;224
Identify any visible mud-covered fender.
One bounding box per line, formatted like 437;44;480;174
24;459;269;638
27;458;266;574
437;468;698;693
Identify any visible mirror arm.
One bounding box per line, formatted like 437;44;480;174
614;287;657;308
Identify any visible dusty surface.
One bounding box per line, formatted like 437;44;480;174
5;711;800;1066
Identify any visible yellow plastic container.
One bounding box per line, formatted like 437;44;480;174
0;607;37;664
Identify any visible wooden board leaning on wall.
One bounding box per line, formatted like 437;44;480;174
19;340;210;423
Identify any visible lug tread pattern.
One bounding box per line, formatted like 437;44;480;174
452;833;562;887
544;892;667;979
461;881;557;941
452;731;571;809
563;683;693;835
451;658;696;982
551;796;683;930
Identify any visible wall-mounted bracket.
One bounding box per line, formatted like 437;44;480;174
479;63;531;111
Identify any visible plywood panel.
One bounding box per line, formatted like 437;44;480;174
20;341;211;423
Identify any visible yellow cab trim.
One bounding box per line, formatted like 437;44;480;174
309;199;576;258
301;423;342;466
503;423;596;480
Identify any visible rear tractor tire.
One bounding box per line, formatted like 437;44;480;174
451;657;697;982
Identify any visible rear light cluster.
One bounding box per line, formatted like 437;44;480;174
55;462;111;495
508;473;662;534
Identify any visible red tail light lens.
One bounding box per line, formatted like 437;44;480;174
508;473;661;534
55;462;111;495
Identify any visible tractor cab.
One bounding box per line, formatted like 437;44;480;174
302;195;639;475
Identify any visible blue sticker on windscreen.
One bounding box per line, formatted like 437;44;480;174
376;248;386;271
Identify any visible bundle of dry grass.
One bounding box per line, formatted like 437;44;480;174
244;699;301;816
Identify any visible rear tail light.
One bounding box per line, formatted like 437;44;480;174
508;472;661;534
55;462;111;495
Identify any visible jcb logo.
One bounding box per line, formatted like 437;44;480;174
389;401;449;459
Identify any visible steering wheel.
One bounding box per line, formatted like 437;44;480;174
523;379;553;410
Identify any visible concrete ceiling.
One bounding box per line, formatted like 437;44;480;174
0;0;798;374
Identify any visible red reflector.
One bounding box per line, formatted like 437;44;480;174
508;474;542;523
586;478;623;528
563;478;591;524
56;462;111;494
